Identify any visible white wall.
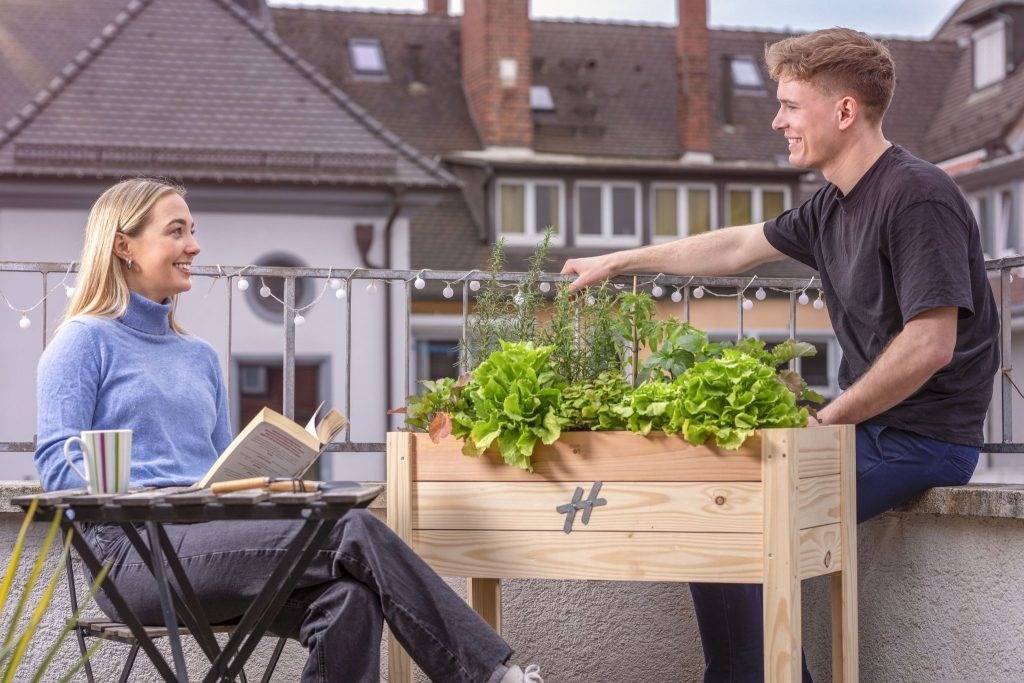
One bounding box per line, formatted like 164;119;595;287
0;206;410;483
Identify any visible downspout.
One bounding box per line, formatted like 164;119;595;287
356;190;402;431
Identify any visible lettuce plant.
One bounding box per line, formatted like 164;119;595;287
451;341;567;471
677;349;810;449
560;372;632;431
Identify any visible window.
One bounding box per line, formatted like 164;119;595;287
994;188;1018;257
730;56;764;90
651;184;716;240
415;340;461;383
349;38;386;76
725;185;790;226
495;179;565;243
530;85;555;112
575;181;641;245
973;20;1007;89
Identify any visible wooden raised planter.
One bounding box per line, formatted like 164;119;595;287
386;426;857;683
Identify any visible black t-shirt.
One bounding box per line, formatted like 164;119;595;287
764;145;998;446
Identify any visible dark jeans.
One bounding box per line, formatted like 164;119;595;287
85;509;513;683
689;422;979;683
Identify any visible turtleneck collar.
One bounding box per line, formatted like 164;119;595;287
120;290;173;335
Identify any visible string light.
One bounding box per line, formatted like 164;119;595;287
334;284;347;300
538;281;550;293
366;281;378;295
414;276;426;290
236;278;249;291
470;280;481;292
692;286;704;299
513;290;525;306
18;314;31;330
329;278;343;290
442;284;454;299
742;297;753;310
755;287;766;301
259;284;272;298
586;295;596;306
293;313;305;326
813;291;825;310
65;286;75;298
670;288;683;303
651;284;664;298
798;292;810;306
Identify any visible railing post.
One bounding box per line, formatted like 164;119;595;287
283;276;296;421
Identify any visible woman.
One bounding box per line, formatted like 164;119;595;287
35;178;543;683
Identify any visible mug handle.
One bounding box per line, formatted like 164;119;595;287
63;436;91;485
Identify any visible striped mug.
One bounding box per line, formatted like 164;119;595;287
63;429;132;494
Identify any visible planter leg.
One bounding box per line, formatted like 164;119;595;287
831;424;858;682
468;578;502;633
387;432;415;683
763;429;801;683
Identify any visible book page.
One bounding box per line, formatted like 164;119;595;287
315;408;349;447
304;401;325;439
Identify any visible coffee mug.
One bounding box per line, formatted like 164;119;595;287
63;429;132;494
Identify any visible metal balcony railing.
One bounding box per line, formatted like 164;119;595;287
2;258;1022;457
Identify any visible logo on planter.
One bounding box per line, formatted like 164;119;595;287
556;481;607;534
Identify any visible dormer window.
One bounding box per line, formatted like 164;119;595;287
530;85;555;112
730;56;764;91
349;38;386;77
972;20;1008;89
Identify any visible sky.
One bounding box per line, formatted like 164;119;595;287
268;0;964;38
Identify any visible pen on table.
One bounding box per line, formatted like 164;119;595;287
210;477;319;494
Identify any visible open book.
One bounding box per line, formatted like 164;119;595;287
195;404;348;488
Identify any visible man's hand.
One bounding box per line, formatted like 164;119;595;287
561;253;624;292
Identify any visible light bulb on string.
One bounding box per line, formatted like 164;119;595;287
442;284;454;299
538;281;550;293
329;278;343;290
469;280;481;292
670;289;682;303
366;281;378;296
65;286;75;298
742;297;753;311
513;291;525;306
414;276;426;290
19;315;31;330
586;295;596;306
692;286;704;299
651;284;663;298
293;314;305;326
334;285;347;300
260;285;272;298
755;287;766;300
812;291;825;310
236;278;249;291
798;291;810;306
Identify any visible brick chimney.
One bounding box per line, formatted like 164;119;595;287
677;0;712;161
461;0;533;148
425;0;448;16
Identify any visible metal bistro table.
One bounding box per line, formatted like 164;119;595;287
14;482;382;683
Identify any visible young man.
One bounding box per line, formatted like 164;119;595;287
562;27;998;681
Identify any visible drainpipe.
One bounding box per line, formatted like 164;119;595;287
356;190;403;432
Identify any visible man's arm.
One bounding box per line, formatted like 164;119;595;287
817;307;958;426
561;223;787;291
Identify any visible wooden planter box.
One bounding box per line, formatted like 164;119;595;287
386;426;857;683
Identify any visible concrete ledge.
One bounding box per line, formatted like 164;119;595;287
897;483;1024;519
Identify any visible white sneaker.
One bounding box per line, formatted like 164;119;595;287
500;664;544;683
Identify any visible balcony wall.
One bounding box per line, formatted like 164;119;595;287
3;481;1022;682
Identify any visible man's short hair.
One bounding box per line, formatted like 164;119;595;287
764;28;895;124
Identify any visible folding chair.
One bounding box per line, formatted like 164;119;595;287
66;553;289;683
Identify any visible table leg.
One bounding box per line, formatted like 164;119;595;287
146;520;189;682
64;519;179;682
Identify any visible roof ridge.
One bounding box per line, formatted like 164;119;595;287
214;0;458;187
0;0;152;149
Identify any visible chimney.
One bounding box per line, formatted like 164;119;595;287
461;0;533;148
677;0;712;161
425;0;448;16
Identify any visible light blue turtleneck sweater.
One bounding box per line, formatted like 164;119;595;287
35;292;232;491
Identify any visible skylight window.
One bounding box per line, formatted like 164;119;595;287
972;20;1007;89
530;85;555;111
349;38;386;76
730;56;763;89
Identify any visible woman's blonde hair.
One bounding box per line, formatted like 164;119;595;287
64;178;188;334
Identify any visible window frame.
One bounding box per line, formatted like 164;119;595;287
724;183;792;225
729;55;765;92
649;182;718;242
972;19;1008;90
574;180;643;247
494;178;567;246
348;37;387;78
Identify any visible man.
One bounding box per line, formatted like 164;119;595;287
562;27;998;681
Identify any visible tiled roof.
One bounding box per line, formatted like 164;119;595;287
923;1;1024;162
0;0;456;187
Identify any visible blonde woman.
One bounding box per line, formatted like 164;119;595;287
35;179;543;683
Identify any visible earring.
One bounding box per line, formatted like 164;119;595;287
126;257;132;270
